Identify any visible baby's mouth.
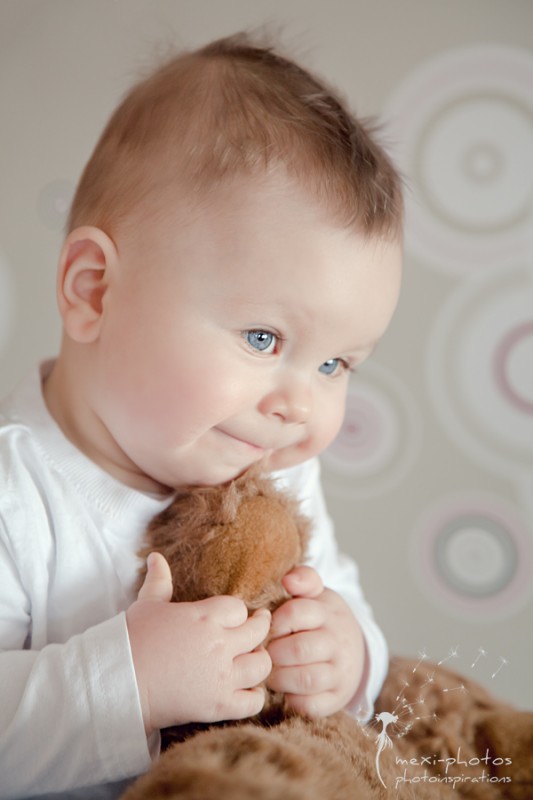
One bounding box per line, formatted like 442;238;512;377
215;426;303;457
216;428;266;453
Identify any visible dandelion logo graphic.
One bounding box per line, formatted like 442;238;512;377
362;645;508;790
374;712;399;788
364;649;438;789
437;646;460;666
492;656;508;679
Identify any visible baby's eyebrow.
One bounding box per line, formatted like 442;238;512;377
227;299;305;325
223;297;381;357
348;340;380;361
224;298;277;312
361;339;379;354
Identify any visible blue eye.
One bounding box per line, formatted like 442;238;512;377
319;358;353;376
319;358;341;375
244;330;277;353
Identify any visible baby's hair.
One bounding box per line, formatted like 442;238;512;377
67;31;403;238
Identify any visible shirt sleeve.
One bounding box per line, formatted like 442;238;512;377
0;525;155;799
285;458;388;721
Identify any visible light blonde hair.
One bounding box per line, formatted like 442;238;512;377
67;32;403;238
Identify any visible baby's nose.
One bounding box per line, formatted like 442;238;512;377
258;376;311;424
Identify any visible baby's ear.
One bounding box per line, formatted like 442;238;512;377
56;226;117;343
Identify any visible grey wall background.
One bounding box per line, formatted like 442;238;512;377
1;0;532;709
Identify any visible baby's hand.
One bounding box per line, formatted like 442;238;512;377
127;553;272;737
266;566;364;717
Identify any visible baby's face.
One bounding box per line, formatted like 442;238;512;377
93;177;402;490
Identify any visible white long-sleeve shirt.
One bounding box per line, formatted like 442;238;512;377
0;362;387;799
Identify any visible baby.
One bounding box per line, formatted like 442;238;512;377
0;33;403;798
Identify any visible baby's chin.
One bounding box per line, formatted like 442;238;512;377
166;460;268;490
177;456;298;489
159;447;313;491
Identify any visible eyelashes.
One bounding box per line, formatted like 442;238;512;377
242;329;355;378
319;358;355;376
243;330;278;353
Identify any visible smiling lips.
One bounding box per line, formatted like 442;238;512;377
217;428;298;454
216;427;301;455
217;428;267;453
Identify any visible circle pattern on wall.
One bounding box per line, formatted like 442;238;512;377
493;320;533;416
384;45;533;274
427;264;533;482
411;492;533;620
0;250;15;356
321;361;421;500
37;179;74;231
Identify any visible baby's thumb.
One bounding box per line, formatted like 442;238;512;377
137;552;173;603
282;565;323;598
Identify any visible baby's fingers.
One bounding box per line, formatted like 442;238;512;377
137;552;173;603
232;607;272;653
285;690;340;718
270;597;325;639
267;662;334;696
227;686;267;720
282;566;323;599
234;647;272;689
268;629;332;666
197;594;249;627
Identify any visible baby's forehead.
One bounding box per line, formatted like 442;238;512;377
150;166;368;235
119;171;401;317
67;34;403;251
148;181;396;315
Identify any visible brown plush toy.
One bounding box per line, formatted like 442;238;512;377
122;471;533;800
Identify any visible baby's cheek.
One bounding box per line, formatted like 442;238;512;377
308;413;344;459
313;404;348;460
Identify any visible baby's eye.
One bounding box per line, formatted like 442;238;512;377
319;358;351;376
243;330;278;354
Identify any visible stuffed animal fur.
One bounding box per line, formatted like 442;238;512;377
122;471;533;800
136;468;310;613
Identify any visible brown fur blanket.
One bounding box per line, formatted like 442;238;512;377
122;472;532;800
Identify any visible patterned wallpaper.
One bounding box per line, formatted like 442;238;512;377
0;1;531;708
324;44;533;615
321;42;533;702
